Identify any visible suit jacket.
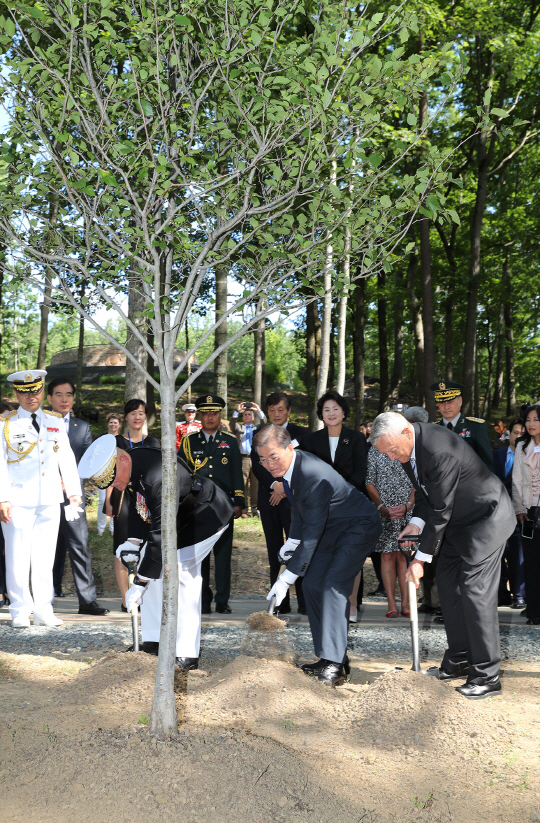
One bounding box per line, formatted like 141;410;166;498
493;445;513;495
129;448;234;579
437;414;494;472
251;420;306;511
302;425;368;492
286;450;381;576
67;416;93;465
229;418;263;454
403;423;515;563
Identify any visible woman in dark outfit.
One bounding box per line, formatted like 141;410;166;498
302;390;368;622
110;398;160;609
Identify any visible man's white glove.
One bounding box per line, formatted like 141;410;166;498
266;568;299;606
115;539;142;564
278;538;300;563
65;503;84;522
125;581;147;612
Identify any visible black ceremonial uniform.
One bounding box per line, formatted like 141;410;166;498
437;414;494;472
181;429;244;610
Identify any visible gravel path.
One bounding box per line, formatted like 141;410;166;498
0;622;538;662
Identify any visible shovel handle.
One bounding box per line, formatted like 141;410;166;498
127;570;139;652
408;578;421;672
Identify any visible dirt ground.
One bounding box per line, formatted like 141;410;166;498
1;648;539;823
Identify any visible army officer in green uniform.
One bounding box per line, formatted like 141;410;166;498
181;395;244;613
431;381;494;471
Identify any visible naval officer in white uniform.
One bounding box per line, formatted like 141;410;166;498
0;370;82;628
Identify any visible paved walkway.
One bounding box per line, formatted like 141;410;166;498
0;596;528;628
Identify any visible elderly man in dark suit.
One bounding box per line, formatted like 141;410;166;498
251;392;307;614
49;378;109;616
372;412;516;699
255;424;382;686
494;419;526;609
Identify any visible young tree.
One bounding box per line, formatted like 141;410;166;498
0;0;470;737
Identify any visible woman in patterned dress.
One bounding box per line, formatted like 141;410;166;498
366;446;415;617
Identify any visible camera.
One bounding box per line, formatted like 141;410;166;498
243;402;253;409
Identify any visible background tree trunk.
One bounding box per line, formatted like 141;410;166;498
214;267;228;416
389;268;405;403
314;239;333;427
329;304;336;390
503;251;516;416
146;326;156;428
419;218;436;420
444;295;453;380
306;298;320;431
75;284;85;417
253;307;266;408
125;276;148;404
335;290;348;395
491;301;505;409
407;243;424;406
377;270;389;413
352;275;365;428
36;194;59;370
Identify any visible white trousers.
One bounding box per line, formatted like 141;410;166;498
140;527;227;657
2;504;61;620
97;488;114;534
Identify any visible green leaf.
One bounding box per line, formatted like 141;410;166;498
140;100;153;117
490;108;509;118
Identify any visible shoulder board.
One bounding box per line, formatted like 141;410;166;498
465;417;485;424
44;410;63;418
219;431;235;438
0;410;16;420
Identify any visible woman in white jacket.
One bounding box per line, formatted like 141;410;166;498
512;404;540;625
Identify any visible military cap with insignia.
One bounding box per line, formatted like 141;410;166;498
78;434;118;488
195;395;226;413
182;403;197;412
430;380;464;403
7;369;47;394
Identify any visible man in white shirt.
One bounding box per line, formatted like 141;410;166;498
230;401;266;517
0;370;82;627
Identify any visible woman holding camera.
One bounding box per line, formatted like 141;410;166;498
512;404;540;625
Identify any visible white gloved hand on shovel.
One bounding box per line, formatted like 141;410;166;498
64;503;84;522
125;580;147;612
267;568;299;607
115;539;142;564
278;538;300;563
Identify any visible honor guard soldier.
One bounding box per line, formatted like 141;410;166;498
0;370;82;628
431;381;494;472
176;402;202;451
180;395;244;613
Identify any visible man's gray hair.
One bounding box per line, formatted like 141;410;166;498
370;411;411;445
404;406;429;423
253;423;292;452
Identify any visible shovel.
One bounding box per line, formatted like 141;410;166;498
267;563;288;617
398;543;421;673
120;549;141;652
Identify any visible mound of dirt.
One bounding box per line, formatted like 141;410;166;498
245;611;286;631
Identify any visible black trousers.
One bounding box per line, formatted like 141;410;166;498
302;520;380;663
421;553;440;609
53;495;97;606
522;508;540;619
437;542;505;683
0;528;6;596
201;518;234;608
260;501;305;611
498;524;525;602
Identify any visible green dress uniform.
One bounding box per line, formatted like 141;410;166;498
181;427;244;610
436;415;494;472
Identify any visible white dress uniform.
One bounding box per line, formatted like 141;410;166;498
0;403;82;624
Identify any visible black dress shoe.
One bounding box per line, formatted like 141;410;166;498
417;604;434;614
175;657;199;670
498;596;512;607
526;617;540;625
426;664;469;681
511;598;526;609
277;604;291;615
215;605;232;614
126;641;159;654
78;601;110;616
297;606;308;615
55;590;66;598
317;661;346;687
302;655;350;676
433;615;445;624
456;676;502;699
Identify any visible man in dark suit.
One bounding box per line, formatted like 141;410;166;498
48;378;109;616
255;424;382;686
493;419;526;608
251;391;307;614
372;412;516;699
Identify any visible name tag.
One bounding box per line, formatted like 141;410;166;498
291;439;299;448
534;445;540;453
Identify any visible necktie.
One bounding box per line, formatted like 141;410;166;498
447;422;453;432
282;478;293;504
208;434;213;444
31;413;40;434
410;457;418;481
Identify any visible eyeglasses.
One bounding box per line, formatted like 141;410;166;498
259;454;284;466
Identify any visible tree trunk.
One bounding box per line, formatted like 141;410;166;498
185;318;192;405
389;268;405;403
503;251;516;416
74;283;85;416
150;376;179;740
377;270;389;413
474;336;480;417
146;326;156;428
491;301;505;410
214;267;228;416
444;295;453;380
352;275;365;428
0;244;4;395
329;304;336;390
481;320;494;419
335;290;348;395
314;238;333;427
306;298;319;431
407;242;424;406
462;43;494;415
125;276;148;404
419;218;436;421
36;194;59;370
253;305;266;408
